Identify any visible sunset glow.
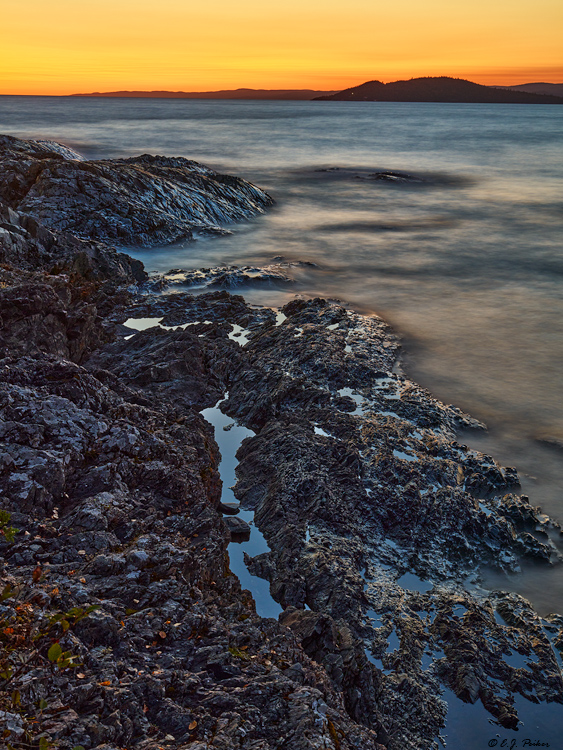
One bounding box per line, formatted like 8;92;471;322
1;0;562;95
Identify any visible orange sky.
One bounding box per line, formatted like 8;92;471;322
1;0;562;95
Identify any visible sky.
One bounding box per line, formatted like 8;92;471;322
1;0;562;95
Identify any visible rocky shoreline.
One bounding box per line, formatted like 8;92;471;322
1;135;562;750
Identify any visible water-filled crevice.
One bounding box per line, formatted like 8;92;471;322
200;395;282;619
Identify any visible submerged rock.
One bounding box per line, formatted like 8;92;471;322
362;170;425;182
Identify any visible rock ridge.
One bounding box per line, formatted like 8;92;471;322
0;135;273;247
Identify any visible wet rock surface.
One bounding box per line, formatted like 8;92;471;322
1;136;562;750
0;135;273;247
141;260;319;295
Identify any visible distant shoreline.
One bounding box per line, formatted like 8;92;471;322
68;78;563;104
3;77;562;102
70;88;338;101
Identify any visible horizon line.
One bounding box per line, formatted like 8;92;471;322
3;77;563;99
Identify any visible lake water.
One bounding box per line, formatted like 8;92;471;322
1;96;562;614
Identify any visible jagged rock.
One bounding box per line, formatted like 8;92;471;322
0;197;146;282
0;134;273;247
219;502;240;515
1;135;562;750
223;516;251;541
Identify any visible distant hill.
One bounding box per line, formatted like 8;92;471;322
314;77;563;104
502;82;563;97
71;88;338;100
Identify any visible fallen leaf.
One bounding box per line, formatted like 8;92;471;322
32;565;42;583
188;720;197;730
76;673;86;679
99;680;111;686
158;631;166;639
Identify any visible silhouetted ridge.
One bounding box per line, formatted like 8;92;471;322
315;76;563;104
503;82;563;97
71;88;338;100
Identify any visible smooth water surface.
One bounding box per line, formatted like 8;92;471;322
2;96;562;612
200;398;282;619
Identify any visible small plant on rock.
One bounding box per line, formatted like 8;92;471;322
0;512;97;748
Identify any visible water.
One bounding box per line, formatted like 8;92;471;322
1;96;562;614
442;687;563;749
200;397;282;619
396;572;434;593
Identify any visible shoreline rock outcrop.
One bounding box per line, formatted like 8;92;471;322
1;136;562;750
0;135;273;248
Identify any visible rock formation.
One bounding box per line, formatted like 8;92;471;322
1;136;561;750
0;135;273;247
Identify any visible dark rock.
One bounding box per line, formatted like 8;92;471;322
224;516;251;541
0;134;273;247
1;134;562;750
219;502;240;515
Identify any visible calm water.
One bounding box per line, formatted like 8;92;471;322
1;96;562;613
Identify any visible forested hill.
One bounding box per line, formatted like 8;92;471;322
314;77;563;104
